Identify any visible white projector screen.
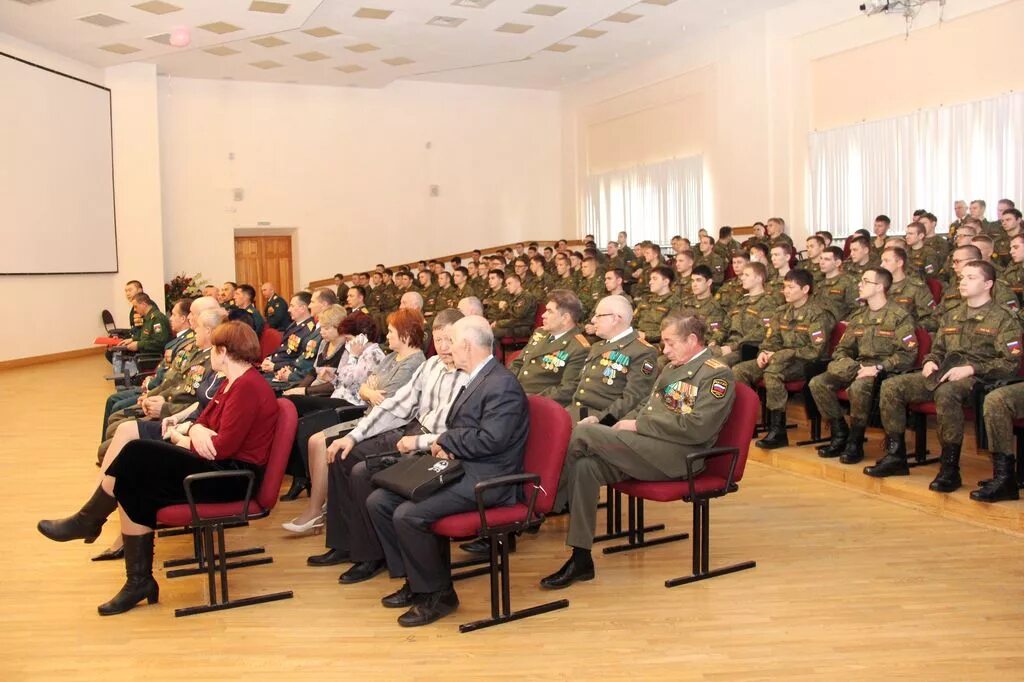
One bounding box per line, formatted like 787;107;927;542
0;52;117;274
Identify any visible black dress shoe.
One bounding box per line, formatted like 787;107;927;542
540;556;595;590
397;587;459;627
280;477;310;502
306;548;350;567
459;537;490;554
339;559;386;584
92;546;125;562
381;581;414;609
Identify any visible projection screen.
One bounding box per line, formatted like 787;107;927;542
0;52;117;275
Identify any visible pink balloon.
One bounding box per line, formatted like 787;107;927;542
169;27;191;48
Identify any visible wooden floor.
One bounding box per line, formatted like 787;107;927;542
3;356;1024;680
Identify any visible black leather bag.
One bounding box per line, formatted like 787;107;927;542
370;453;464;502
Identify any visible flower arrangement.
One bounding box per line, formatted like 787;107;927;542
164;272;210;310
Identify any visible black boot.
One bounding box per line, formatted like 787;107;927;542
37;487;118;544
928;444;962;493
98;533;159;616
863;435;910;477
817;418;850;458
839;424;866;464
971;453;1019;503
279;476;310;502
756;410;789;449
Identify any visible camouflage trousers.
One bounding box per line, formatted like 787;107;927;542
983;383;1024;454
807;358;877;425
879;372;976;447
733;357;809;411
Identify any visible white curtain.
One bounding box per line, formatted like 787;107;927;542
808;91;1024;237
581;155;704;245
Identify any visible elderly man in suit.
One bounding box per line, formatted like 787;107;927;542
367;315;529;627
541;311;737;590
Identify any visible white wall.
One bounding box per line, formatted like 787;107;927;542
158;78;562;288
0;34;164;362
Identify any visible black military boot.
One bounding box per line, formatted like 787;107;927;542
928;444;963;493
839;424;866;464
37;487;118;544
970;453;1020;503
98;533;159;616
863;434;910;477
755;410;789;449
817;418;850;458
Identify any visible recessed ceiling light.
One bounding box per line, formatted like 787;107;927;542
605;12;641;23
249;1;290;13
198;21;243;34
250;60;284;69
427;16;465;28
78;13;125;28
495;22;532;34
452;0;495;8
543;43;575;53
302;26;341;38
252;36;288;47
132;1;182;15
642;0;678;5
574;28;606;38
147;33;172;45
382;56;414;66
205;46;241;56
296;51;330;61
335;64;366;73
346;43;380;52
99;43;141;55
524;4;565;17
354;7;393;20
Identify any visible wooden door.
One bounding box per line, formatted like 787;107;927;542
234;235;293;309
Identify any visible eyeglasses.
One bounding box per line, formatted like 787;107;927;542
859;279;879;286
591;313;618;320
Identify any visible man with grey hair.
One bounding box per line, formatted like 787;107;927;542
367;315;529;627
541;311;736;590
400;291;424;312
457;296;484;317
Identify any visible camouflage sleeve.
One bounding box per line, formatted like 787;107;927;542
974;314;1022;380
784;308;834;362
760;315;783;353
885;312;919;372
923;322;948;367
831;319;859;363
915;285;938;332
599;346;659;422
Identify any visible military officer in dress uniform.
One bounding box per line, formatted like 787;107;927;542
509;290;590;406
809;268;917;464
232;284;265;336
733;269;836;449
260;291;319;379
540;311;735;590
128;293;171;355
634;266;677;344
261;282;290;332
880;247;938;332
867;260;1022;493
491;274;537;338
715;262;777;366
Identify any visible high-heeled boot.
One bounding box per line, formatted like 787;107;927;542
37;487;118;543
97;533;159;616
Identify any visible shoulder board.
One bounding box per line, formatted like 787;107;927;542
636;337;654;348
574;333;591;348
704;358;727;369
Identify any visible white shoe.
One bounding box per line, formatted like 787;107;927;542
282;514;324;534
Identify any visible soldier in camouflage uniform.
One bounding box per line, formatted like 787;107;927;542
879;246;938;332
905;222;944;280
765;243;794;305
991;208;1022;268
689;265;729;346
977;382;1024;502
1002;233;1024;305
715;253;750;310
869;215;892;256
920;212;952;259
634;266;677;344
809;268;917;464
715;262;776;366
798;235;826;284
842;235;879;281
939;245;1020;315
867;260;1022;493
671;251;697;307
712;226;743;264
491;274;537;338
541;311;736;589
766;217;794;253
740;222;768;251
936;221;979;282
733;269;836;449
481;269;510;321
576;256;606;319
694;235;727;287
814;246;860;321
510;289;589;406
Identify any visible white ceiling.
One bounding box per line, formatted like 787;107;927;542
0;0;793;89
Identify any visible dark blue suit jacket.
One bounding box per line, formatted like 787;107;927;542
438;357;529;505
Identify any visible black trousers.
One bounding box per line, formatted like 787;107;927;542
325;420;422;558
283;396;358;479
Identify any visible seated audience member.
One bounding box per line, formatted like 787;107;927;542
509;289;590;405
121;293;171;355
1003;234;1024;304
866;260;1020;492
670;251;696;305
690;265;729;347
280;309;427;532
766;243;793;304
634;266;677;343
814;246;860;320
457;296;484;317
334;273;349;303
733;269;835;449
201;284;219;299
870;215;891;254
541;312;735;590
491;274;537;338
576;257;605;318
600;267;630;306
232;283;265;336
570;295;658;424
400;290;424;313
766;216;794;251
261;291;319;380
994;208;1023;269
799;235;826;283
106;280;145;362
879;246;938;332
816;230;833;247
808;267;916;463
694;234;727;286
940;245;1020;314
219;281;238;310
715;252;750;309
261;282;290;332
482;269;509;320
38;321;278;616
716;262;776;366
306;309;465;572
713;226;742;262
905;221;944;279
977;383;1024;502
742;222;768;250
365;315;528;626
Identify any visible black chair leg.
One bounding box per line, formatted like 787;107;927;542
594;490;665;544
664;499;756;587
603;498;689;554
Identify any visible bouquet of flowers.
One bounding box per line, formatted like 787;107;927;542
165;272;209;310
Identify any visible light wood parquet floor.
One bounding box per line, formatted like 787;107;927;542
2;355;1023;681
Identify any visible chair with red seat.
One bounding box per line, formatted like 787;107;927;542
430;394;573;633
259;327;282;360
156;398;297;617
925;278;943;306
602;383;760;587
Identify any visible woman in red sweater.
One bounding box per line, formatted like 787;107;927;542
38;321;279;616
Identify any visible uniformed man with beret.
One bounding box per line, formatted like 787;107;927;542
808;267;917;464
491;274;537;338
261;282;290;332
733;269;836;449
867;259;1022;493
510;289;590;406
540;311;736;590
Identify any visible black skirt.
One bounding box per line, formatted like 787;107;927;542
107;439;262;528
284;394;354;418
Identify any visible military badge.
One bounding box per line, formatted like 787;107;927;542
709;378;728;399
1008;340;1021;356
902;333;917;349
641;359;655;376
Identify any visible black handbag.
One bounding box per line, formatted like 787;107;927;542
370;452;464;502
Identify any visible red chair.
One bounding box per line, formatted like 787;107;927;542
156;398;297;617
603;383;760;587
259;327;282;360
431;395;572;633
925;278;943;306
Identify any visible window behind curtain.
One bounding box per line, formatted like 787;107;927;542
581;155;704;246
808;91;1024;239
